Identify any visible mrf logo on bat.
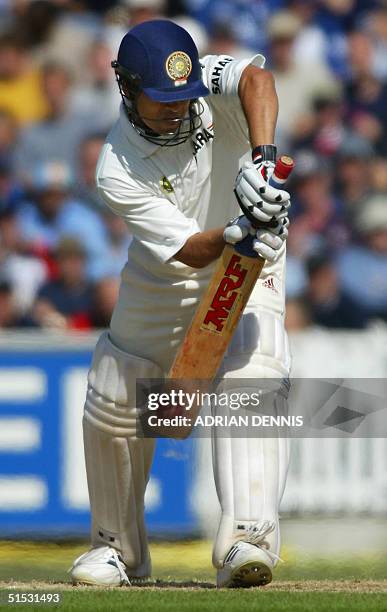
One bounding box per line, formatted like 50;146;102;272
201;254;248;333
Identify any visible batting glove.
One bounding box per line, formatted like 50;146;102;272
234;161;290;223
234;145;291;225
224;215;289;262
223;215;252;245
253;216;289;262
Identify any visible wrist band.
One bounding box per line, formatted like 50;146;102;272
252;144;277;164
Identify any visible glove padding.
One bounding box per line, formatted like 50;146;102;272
253;216;289;261
224;215;289;262
234;161;291;224
223;215;251;245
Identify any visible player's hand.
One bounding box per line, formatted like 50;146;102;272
223;215;252;245
224;215;289;262
234;161;291;224
253;216;289;262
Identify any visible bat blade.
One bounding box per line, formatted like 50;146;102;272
168;247;265;379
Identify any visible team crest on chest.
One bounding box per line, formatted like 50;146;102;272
160;175;174;194
166;51;192;86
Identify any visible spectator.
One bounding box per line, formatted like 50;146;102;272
75;135;131;277
124;0;167;27
306;251;369;328
310;90;347;157
83;1;119;15
315;0;362;77
15;62;102;179
285;296;312;331
0;155;25;215
69;39;119;131
0;280;20;328
363;7;387;81
337;194;387;322
15;160;111;281
74;133;107;210
16;1;60;52
186;0;272;53
346;30;375;80
370;158;387;194
336;133;374;217
32;3;101;83
205;22;256;59
91;276;120;328
344;30;387;155
267;10;338;150
0;31;48;125
31;237;94;330
286;253;308;298
288;0;329;69
0;110;18;163
288;150;348;258
0;205;46;317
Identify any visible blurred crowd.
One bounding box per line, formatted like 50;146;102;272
0;0;386;332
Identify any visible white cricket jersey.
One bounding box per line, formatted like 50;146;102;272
96;54;287;372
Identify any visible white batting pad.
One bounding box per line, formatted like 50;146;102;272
212;426;289;568
212;309;291;568
83;332;163;574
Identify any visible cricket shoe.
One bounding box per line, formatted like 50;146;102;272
70;546;130;586
217;520;279;588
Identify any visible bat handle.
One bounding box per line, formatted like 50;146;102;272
269;155;295;190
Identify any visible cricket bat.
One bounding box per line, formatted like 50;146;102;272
168;155;294;380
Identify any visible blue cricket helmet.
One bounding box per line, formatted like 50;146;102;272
114;20;210;102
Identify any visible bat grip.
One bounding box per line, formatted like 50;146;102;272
269;155;294;190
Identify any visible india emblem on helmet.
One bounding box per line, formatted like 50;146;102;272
166;51;192;85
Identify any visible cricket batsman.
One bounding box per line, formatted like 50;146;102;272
71;19;291;588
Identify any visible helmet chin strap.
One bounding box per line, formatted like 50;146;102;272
131;106;186;136
128;99;204;147
116;76;204;147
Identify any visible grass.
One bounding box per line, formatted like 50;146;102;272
0;540;386;611
0;588;386;612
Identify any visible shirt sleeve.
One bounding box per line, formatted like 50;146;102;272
200;54;267;143
200;53;266;97
97;172;201;264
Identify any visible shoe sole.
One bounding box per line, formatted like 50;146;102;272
72;578;125;587
71;572;125;587
227;560;273;588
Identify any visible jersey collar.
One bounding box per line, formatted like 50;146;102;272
119;104;162;159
